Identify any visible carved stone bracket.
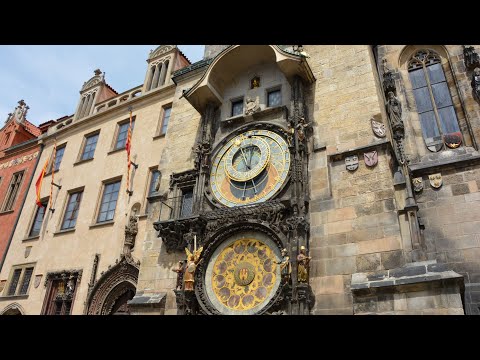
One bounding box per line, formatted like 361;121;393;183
169;169;198;190
154;216;206;253
200;200;287;243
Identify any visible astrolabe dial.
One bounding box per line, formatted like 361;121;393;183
224;136;270;182
210;129;290;207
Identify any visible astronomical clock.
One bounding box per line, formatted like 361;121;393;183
210;129;290;207
193;127;293;315
155;47;314;315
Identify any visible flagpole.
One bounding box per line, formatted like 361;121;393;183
49;139;57;210
126;107;133;196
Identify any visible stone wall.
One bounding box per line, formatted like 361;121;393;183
304;45;402;314
137;74;203;315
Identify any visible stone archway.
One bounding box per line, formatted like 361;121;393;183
1;303;25;315
86;256;139;315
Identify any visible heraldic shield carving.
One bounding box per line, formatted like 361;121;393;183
371;119;386;138
412;177;423;192
429;173;443;189
364;151;378;167
345;155;359;171
444;132;462;149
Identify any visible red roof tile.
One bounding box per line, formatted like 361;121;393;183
105;82;118;94
23;119;41;137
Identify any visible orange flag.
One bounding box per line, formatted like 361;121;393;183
49;140;57;209
35;158;49;207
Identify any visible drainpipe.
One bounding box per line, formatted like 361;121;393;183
0;143;44;272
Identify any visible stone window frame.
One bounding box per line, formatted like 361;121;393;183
56;186;84;232
169;170;198;219
142;165;161;215
109;116;136;153
231;96;244;117
398;46;470;153
25;196;49;240
155;103;173;137
58;186;85;232
266;85;282;108
92;175;123;225
0;170;25;213
3;263;35;297
46;142;67;175
75;129;101;164
41;269;82;315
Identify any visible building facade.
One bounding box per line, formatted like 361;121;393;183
0;45;190;314
0;101;46;284
1;45;480;315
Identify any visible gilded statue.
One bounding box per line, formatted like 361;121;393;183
184;246;203;291
297;246;311;283
274;248;292;284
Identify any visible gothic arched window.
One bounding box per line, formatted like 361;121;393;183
408;49;461;151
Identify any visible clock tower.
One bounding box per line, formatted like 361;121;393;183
152;45;315;315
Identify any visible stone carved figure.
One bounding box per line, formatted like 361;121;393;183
386;91;403;138
245;96;260;115
124;215;138;257
464;46;480;70
65;276;75;297
295;118;311;143
297;246;311;283
274;248;292;284
193;141;212;171
172;261;185;290
184;247;203;291
472;67;480;102
183;228;195;248
13;99;29;124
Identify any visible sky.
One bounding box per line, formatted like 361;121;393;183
0;45;205;126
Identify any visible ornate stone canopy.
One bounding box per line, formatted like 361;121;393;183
184;45;315;113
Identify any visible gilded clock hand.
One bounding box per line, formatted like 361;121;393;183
251;178;258;194
240;147;251;170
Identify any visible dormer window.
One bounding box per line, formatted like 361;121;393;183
147;60;170;91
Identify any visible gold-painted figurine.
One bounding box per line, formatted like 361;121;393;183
297;246;311;283
184;246;203;291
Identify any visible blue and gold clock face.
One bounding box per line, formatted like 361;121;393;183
210;130;290;207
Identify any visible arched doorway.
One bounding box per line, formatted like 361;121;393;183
104;282;136;315
1;303;25;315
86;256;139;315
